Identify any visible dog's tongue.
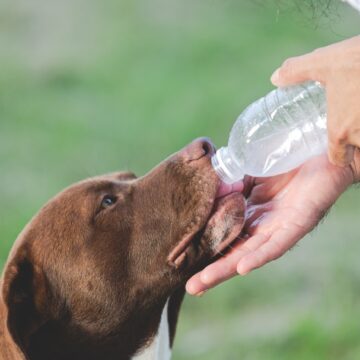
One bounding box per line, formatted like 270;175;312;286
216;180;244;198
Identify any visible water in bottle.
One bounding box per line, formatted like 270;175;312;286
212;81;327;184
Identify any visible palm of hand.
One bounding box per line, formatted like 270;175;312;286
186;154;354;295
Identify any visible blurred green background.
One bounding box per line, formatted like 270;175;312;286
1;0;359;359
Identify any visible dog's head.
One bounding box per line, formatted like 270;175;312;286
1;138;244;355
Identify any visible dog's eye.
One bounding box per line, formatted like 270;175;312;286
101;195;117;209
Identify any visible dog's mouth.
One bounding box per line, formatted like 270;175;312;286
167;179;245;269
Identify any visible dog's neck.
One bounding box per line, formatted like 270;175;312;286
132;286;186;360
132;299;171;360
0;286;185;360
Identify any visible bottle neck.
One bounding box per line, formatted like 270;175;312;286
211;147;244;184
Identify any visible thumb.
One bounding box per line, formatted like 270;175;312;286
326;93;355;167
271;52;324;87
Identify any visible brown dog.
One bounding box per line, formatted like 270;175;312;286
0;138;245;360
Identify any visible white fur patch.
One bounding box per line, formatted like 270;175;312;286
131;300;172;360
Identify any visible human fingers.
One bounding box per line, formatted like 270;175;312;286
326;85;356;167
271;51;326;87
185;272;209;296
185;238;248;295
185;234;269;295
237;228;303;275
327;141;355;167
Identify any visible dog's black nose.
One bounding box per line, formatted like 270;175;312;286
181;137;216;161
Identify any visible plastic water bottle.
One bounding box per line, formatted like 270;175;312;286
212;81;327;184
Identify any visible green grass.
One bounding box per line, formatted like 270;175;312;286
0;0;359;358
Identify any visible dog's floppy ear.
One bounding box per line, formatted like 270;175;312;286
1;250;47;353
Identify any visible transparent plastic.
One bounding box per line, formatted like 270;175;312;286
212;81;327;183
345;0;360;12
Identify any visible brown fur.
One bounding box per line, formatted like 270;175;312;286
0;138;245;360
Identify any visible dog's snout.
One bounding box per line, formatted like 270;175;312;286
181;138;215;161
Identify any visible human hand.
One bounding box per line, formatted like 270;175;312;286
270;35;360;167
186;151;360;295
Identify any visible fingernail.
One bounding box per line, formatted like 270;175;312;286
271;68;280;85
196;290;207;297
239;270;250;276
237;265;251;276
